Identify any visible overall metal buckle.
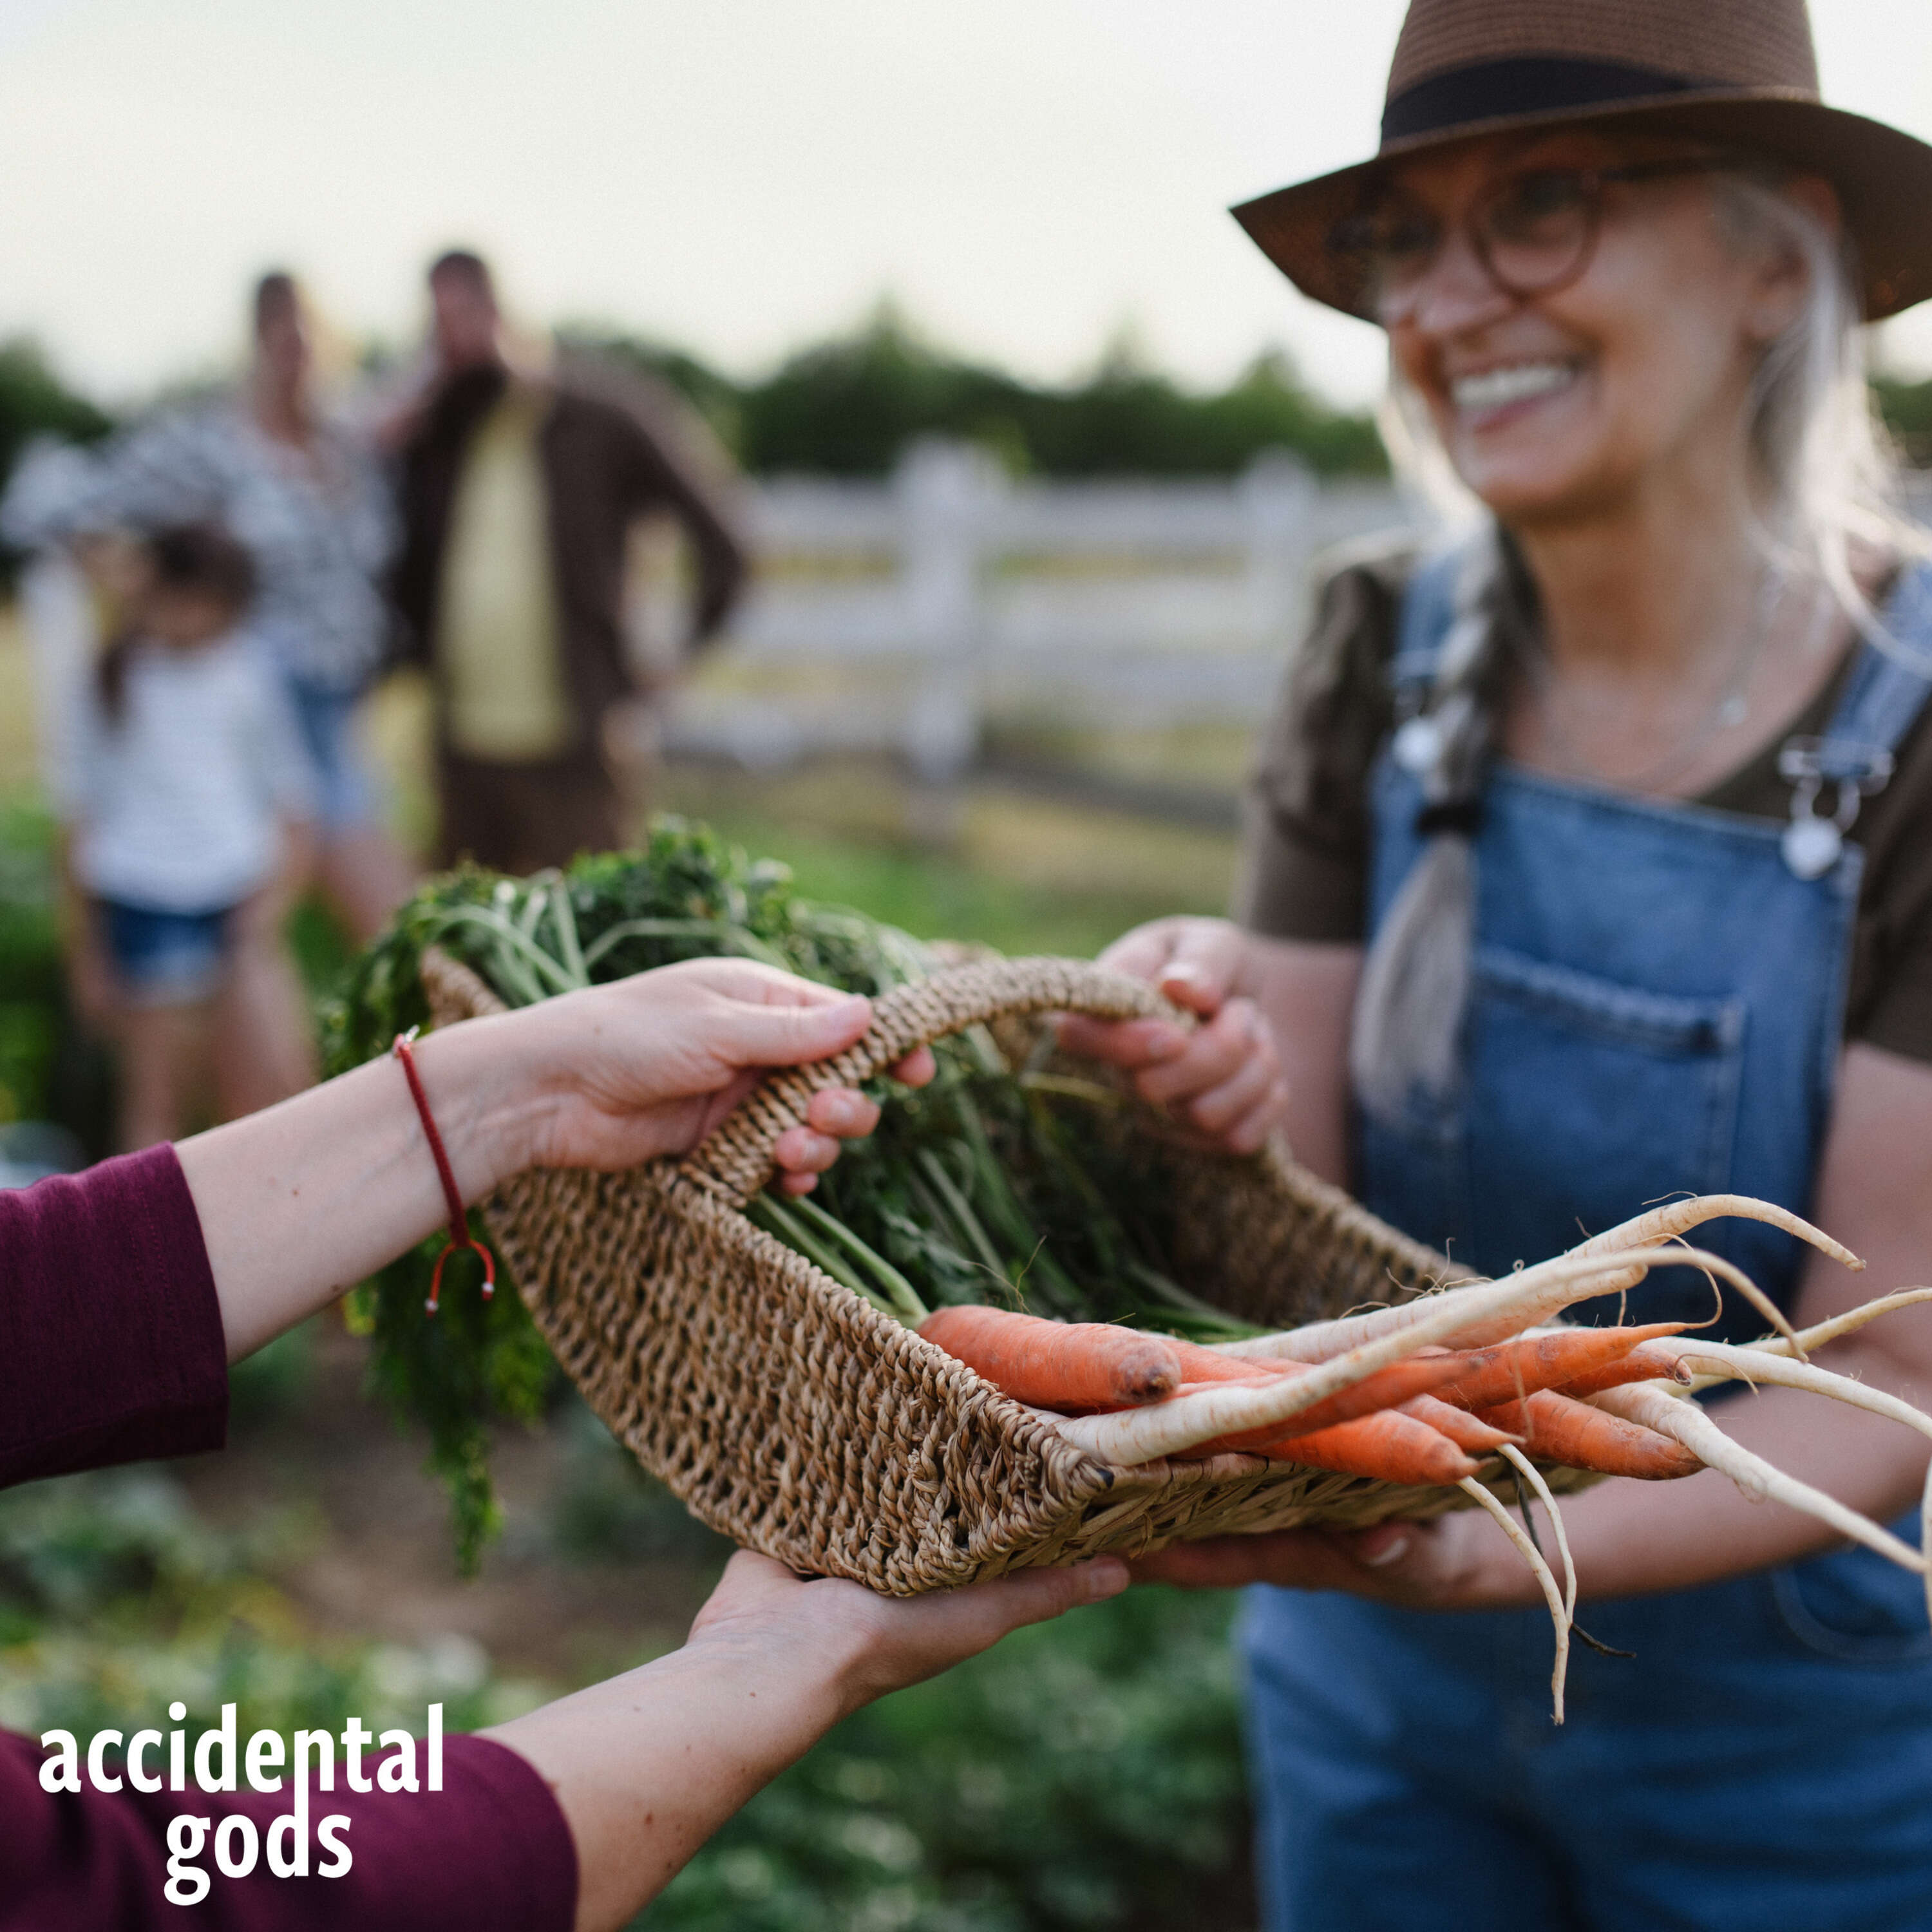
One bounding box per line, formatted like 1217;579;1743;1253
1776;736;1893;880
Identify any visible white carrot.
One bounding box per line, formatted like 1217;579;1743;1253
1459;1476;1569;1723
1211;1304;1443;1363
1218;1195;1849;1365
1500;1444;1577;1624
1066;1247;1733;1465
1209;1251;1657;1364
1742;1288;1932;1359
1567;1194;1860;1274
1667;1340;1932;1446
1215;1240;1784;1366
1590;1384;1927;1576
1670;1338;1932;1632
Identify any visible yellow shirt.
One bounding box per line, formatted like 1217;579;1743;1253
438;388;574;761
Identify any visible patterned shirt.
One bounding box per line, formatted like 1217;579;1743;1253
9;395;397;694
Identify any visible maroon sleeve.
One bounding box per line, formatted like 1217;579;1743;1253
0;1144;229;1488
0;1731;577;1929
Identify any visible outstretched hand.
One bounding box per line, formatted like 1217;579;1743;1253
689;1548;1131;1714
1056;916;1287;1154
1129;1510;1535;1611
486;1546;1130;1932
480;958;935;1189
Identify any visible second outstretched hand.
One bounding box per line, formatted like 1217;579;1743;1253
177;958;935;1361
1057;916;1288;1154
1126;1515;1540;1611
489;1549;1130;1932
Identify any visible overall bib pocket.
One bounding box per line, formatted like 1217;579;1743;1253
1463;946;1747;1285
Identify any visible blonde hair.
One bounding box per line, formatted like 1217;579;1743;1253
1352;159;1927;1124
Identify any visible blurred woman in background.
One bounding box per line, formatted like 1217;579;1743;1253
1072;1;1932;1926
16;270;413;944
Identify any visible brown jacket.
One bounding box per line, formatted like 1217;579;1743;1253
390;355;748;765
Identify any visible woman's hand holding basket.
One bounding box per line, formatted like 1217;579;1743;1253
179;958;932;1362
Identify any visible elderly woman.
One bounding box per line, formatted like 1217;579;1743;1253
1067;1;1932;1925
2;961;1124;1929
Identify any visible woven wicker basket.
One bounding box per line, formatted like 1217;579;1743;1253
424;947;1545;1594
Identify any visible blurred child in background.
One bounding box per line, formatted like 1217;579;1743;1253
55;524;317;1148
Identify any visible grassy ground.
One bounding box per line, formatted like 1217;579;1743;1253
654;756;1236;958
0;606;1260;1930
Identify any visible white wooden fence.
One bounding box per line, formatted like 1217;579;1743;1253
656;440;1417;786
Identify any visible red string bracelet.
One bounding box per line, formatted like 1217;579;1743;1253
392;1027;495;1316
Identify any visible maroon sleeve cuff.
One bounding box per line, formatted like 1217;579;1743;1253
0;1731;578;1930
0;1144;229;1488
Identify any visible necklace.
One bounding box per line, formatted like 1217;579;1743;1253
1518;565;1787;795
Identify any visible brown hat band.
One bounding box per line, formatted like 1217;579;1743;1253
1384;57;1716;145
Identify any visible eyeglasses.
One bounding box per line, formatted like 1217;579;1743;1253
1330;158;1738;321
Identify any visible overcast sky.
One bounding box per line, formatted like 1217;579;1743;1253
4;0;1930;408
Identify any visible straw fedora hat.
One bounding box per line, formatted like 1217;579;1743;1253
1235;0;1932;322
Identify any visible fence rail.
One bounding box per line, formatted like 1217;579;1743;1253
659;440;1417;781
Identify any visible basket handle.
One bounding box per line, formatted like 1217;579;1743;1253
682;955;1178;1204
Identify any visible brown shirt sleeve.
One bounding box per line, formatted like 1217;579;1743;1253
1837;699;1932;1062
1235;546;1410;943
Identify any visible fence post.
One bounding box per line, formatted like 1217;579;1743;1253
1238;451;1318;657
896;439;996;841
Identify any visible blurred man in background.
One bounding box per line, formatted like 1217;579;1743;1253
388;249;747;873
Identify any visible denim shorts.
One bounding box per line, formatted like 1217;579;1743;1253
99;899;234;1005
286;678;380;835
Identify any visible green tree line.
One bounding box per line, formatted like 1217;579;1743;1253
0;339;112;486
576;310;1388;478
0;313;1387;507
8;320;1932;507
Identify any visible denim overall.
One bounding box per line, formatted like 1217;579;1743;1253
1244;558;1932;1932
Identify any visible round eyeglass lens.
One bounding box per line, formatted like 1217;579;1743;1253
1350;204;1440;312
1476;171;1596;295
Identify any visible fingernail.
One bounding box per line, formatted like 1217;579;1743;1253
1361;1535;1410;1569
1083;1558;1130;1600
818;1094;865;1132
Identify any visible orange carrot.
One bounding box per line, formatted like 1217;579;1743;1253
1189;1406;1480;1486
1557;1340;1696;1399
918;1306;1180;1410
1475;1390;1703;1480
1168;1339;1470;1436
1434;1323;1689;1412
1401;1392;1521;1454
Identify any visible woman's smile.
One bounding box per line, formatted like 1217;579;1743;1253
1446;357;1584;426
1422;321;1609;509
